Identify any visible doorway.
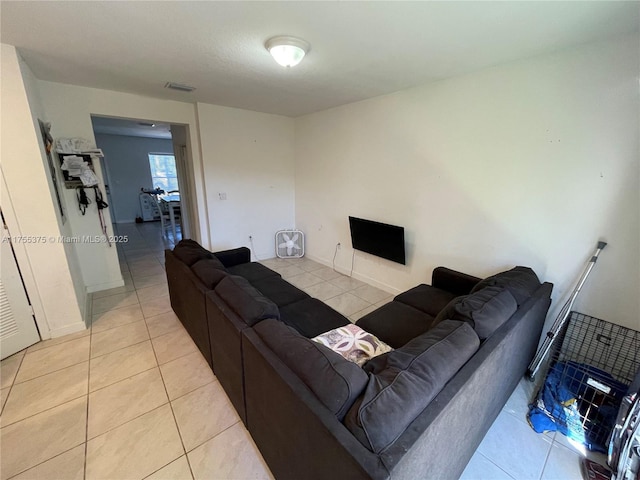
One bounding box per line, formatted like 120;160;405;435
90;116;193;249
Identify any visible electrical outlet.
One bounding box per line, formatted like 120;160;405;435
337;242;341;249
249;235;253;241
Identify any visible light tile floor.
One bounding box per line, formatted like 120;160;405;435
0;222;605;479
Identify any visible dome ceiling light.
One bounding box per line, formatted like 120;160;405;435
265;36;310;68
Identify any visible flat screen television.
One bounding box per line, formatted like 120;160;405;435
349;216;406;265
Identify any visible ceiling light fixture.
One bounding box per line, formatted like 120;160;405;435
265;36;310;68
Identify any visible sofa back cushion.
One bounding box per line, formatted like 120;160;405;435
393;284;456;317
254;319;368;420
433;286;518;339
471;266;541;306
173;239;214;266
226;262;281;283
215;275;279;326
344;320;480;453
251;277;310;308
191;258;228;289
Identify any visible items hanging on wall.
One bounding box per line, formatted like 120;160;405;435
74;185;111;247
76;187;91;215
55;137;104;189
38;120;66;222
60;154;98;187
94;186;111;246
57;137;112;247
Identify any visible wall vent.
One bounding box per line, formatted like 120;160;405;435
164;82;196;92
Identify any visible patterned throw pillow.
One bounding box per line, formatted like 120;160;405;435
312;324;393;367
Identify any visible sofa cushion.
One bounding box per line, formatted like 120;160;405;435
254;319;368;420
357;302;434;349
312;324;393;367
227;262;281;283
432;267;481;295
394;284;457;317
190;258;228;289
431;296;463;329
172;239;215;266
279;298;349;338
215;275;279;326
471;266;541;306
344;320;480;453
433;286;518;339
212;247;250;268
252;276;310;307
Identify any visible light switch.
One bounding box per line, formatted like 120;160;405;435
219;192;227;200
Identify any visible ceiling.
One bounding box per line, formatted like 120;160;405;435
1;1;638;117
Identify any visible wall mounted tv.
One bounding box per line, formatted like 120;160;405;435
349;216;406;265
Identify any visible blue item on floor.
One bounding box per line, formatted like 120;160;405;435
528;361;627;452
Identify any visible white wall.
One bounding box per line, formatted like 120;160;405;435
27;82;295;287
295;34;639;330
196;103;296;259
95;134;174;223
37;81;208;290
1;44;85;337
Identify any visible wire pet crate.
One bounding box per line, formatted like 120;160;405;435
528;312;640;452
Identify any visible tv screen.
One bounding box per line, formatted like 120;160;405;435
349;216;406;265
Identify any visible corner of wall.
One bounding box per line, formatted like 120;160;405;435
2;43;86;338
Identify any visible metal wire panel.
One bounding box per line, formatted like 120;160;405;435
555;312;640;385
540;312;640;451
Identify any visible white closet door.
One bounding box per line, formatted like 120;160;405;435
1;226;40;359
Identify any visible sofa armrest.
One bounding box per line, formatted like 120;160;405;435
432;267;481;296
214;247;251;268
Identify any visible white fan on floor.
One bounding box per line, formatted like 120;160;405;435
275;230;305;258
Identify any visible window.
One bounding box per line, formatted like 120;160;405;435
148;153;178;193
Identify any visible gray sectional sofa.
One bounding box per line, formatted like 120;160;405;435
165;239;553;479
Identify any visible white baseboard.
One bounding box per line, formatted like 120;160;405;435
305;253;402;296
48;321;88;338
86;279;125;293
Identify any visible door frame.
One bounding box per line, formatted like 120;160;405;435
1;214;41;358
0;167;51;340
98;154;119;224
